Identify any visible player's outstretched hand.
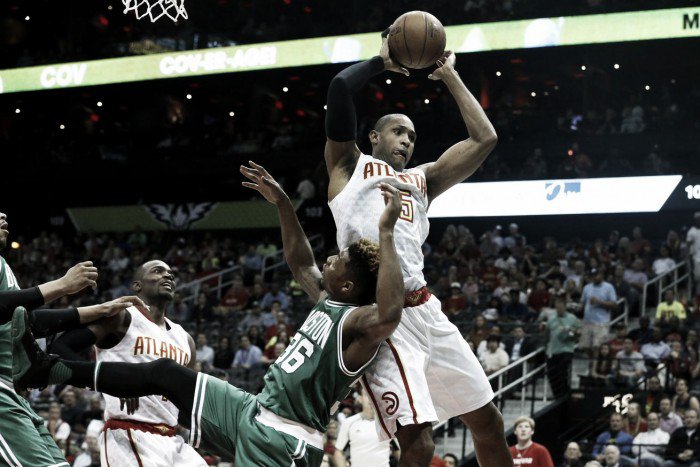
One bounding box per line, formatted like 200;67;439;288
240;161;288;205
428;51;456;81
378;183;402;231
120;397;139;415
97;295;144;318
380;30;410;76
60;261;98;295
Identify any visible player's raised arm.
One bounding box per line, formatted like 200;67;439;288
419;52;498;201
324;33;408;191
241;161;323;301
341;183;404;370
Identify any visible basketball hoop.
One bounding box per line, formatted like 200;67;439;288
122;0;188;23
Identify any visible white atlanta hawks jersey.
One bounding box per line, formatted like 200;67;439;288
96;306;191;426
329;153;430;292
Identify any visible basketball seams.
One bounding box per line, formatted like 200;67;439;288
416;12;428;70
402;15;413;67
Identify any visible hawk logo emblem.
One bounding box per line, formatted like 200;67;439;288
382;392;400;416
146;202;216;230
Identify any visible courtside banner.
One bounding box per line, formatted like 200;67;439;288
428;175;685;218
0;7;698;93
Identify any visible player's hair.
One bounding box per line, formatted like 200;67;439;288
373;113;409;132
513;415;535;431
346;238;381;305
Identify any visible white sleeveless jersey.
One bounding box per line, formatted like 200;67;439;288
329;153;430;291
96;306;192;426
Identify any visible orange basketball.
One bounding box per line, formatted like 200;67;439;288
387;11;446;70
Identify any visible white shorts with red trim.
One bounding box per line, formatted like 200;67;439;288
361;295;494;441
100;427;207;467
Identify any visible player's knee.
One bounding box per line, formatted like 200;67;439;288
463;403;505;442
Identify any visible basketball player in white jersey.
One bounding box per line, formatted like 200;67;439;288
51;260;205;467
323;34;511;466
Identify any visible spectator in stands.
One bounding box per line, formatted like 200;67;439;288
192;291;213;325
590;343;615;387
443;453;459;467
463;274;480;306
260;282;290;311
247;324;266;350
612;338;646;388
213;336;234;369
653;246;677;277
216;277;249;315
265;310;294;340
508;416;555;467
562;441;585;467
607;324;633;357
241;244;263;281
623;402;648;437
238;300;264;332
623;259;648;294
528;279;552;314
602;445;633;467
443;282;467;316
585;462;603;467
507;326;535;362
668;341;695;383
593;413;634;459
687;213;700;294
580;268;618;358
79;396;103;434
635;376;668;416
567;261;587;290
545;296;581;397
47;401;71;449
633;411;670;467
477;326;506;357
482;297;501;322
256;236;278;258
641;328;672;366
60;389;84;431
480;335;510;376
333;388;392;467
232;335;262;370
660;397;685;435
72;433;100;467
496;247;517;271
671;379;700;417
261;341;287;366
663;408;700;466
195;332;215;369
630;316;655;346
657;290;687;326
503;288;534;322
468;315;491;348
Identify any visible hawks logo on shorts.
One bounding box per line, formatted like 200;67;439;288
381;392;400;415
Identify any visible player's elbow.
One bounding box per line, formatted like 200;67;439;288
372;306;402;342
479;131;498;150
328;75;350;99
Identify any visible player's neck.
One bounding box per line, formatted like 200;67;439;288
142;299;168;324
517;439;533;450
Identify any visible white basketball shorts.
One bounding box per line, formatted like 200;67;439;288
361;295;494;440
100;426;207;467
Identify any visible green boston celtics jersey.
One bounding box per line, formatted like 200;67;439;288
257;297;377;432
0;256;20;385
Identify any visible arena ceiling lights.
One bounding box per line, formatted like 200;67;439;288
0;7;698;94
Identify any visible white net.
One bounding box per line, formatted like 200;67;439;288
122;0;188;22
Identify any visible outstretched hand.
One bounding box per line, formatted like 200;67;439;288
428;51;456;81
378;183;403;231
240;161;288;205
380;29;410;77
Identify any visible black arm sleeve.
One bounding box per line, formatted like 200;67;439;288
325;56;385;141
50;326;97;361
29;308;81;338
0;287;45;324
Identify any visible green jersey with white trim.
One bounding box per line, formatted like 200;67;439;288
0;256;20;385
257;296;377;432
